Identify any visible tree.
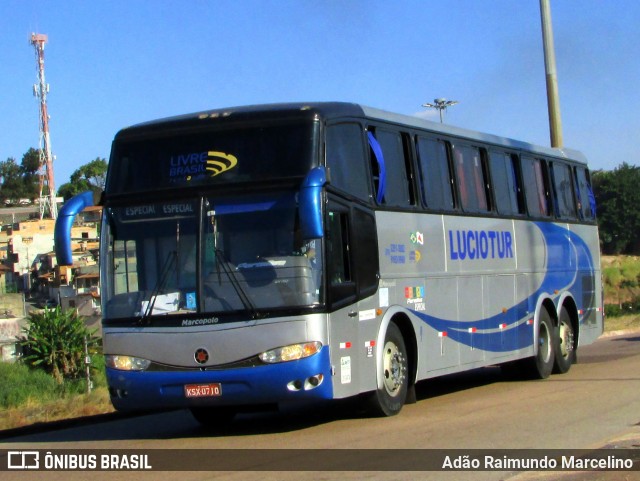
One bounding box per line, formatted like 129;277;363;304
58;157;108;201
0;148;44;205
0;157;25;205
592;163;640;255
20;148;41;201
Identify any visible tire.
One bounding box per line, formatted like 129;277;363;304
366;323;408;417
553;306;576;374
190;406;237;427
524;308;555;379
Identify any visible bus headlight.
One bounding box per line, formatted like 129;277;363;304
105;355;151;371
259;342;322;363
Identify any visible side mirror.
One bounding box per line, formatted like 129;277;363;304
299;167;327;240
54;190;99;266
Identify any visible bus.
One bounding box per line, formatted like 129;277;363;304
55;102;602;423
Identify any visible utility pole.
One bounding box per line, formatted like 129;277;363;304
30;33;58;219
540;0;563;148
423;98;458;123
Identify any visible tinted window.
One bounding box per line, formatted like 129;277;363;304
109;122;316;193
416;137;454;211
551;162;577;219
371;129;412;207
521;156;551;217
489;150;522;215
352;207;379;297
326;123;370;200
574;167;595;220
326;206;356;308
451;143;488;213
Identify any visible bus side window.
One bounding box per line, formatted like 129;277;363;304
550;161;577;220
489;150;523;215
352;206;379;298
574;166;596;220
325;123;370;201
113;239;139;294
401;132;418;206
451;143;488;213
366;128;414;208
416;136;454;211
521;156;552;218
326;208;356;307
380;129;412;207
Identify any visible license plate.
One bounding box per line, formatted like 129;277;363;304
184;383;222;398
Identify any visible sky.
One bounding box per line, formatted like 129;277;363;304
1;0;639;188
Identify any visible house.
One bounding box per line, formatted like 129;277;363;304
0;206;102;360
2;218;98;294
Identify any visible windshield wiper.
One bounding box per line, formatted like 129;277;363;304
139;250;177;324
213;247;262;320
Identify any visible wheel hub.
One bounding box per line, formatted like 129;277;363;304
559;322;574;358
383;341;406;396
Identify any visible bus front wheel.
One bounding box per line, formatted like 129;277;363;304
366;322;408;417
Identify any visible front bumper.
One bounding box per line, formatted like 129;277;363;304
106;347;333;411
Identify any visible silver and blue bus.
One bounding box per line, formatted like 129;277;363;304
55;102;602;423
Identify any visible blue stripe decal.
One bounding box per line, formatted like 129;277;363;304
214;193;295;215
412;222;595;352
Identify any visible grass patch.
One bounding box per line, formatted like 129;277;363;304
604;313;640;333
602;255;640;305
0;355;114;431
0;361;60;408
0;388;113;430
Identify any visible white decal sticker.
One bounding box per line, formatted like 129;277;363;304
379;288;389;307
359;309;377;321
340;356;352;384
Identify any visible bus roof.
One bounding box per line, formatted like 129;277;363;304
118;101;588;164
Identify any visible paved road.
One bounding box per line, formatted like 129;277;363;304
2;332;640;481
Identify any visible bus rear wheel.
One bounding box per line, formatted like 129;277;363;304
553;306;576;374
366;323;408;417
525;308;555;379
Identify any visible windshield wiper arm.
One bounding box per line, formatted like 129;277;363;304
214;247;261;320
139;250;177;324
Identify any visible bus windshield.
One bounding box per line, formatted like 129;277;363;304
103;193;323;322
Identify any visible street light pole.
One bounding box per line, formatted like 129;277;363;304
540;0;563;148
423;98;458;123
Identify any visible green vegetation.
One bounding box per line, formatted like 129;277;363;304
0;355;106;409
57;157;107;201
20;307;100;384
601;256;640;316
0;354;113;430
0;148;40;205
0;149;107;206
593;163;640;255
604;313;640;333
0;307;110;431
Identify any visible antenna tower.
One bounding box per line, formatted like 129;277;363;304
30;33;57;219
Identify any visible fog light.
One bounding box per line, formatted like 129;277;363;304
304;374;324;390
287;379;303;391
